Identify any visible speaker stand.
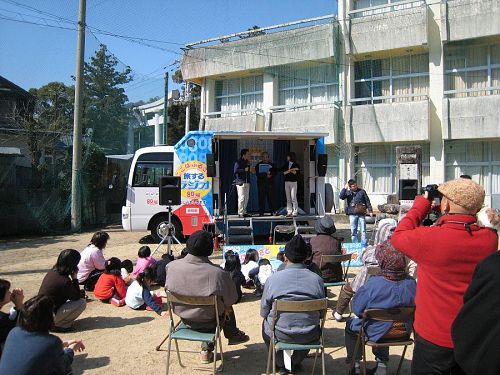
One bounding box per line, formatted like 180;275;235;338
152;205;181;257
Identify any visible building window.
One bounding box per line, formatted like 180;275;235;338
277;64;339;109
214;76;263;116
353;53;429;105
352;0;423;17
445;43;500;98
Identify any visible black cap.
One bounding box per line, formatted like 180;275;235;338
314;216;336;235
284;235;309;263
186;230;213;257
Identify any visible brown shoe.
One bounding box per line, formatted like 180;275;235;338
228;330;250;345
200;350;214;364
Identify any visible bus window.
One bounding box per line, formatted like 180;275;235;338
133;162;173;187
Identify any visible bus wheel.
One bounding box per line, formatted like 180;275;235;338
150;215;183;243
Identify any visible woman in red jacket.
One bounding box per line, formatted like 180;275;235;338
94;257;127;307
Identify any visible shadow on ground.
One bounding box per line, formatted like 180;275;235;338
73;353;110;375
76;316;155;331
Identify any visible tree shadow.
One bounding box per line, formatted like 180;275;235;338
72;353;110;375
0;234;79;252
76;316;154;331
0;268;50;276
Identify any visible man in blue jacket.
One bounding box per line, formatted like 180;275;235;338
340;179;373;245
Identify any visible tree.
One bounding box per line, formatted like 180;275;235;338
84;44;132;154
238;25;265;39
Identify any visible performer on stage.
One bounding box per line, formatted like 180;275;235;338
255;152;275;216
234;149;251;217
281;152;300;217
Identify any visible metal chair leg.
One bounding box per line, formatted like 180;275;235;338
165;334;173;375
174;339;183;368
311;348;319;374
266;339;273;375
396;345;408;375
213;337;218;375
321;347;326;375
349;332;362;373
272;341;276;375
361;340;367;375
217;330;224;372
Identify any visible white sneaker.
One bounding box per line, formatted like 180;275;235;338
333;312;343;322
375;362;387;375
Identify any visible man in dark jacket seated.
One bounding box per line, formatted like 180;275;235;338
310;216;343;283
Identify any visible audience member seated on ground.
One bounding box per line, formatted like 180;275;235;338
94;257;127;307
77;231;109;291
0;295;85;375
125;267;165;316
132;246;157;279
223;254;245;303
39;249;86;333
334;218;397;322
248;258;273;297
241;248;259;287
261;235;325;375
0;279;23;354
165;230;249;364
391;178;498;375
219;249;234;269
345;240;416;375
120;259;133;285
154;253;174;286
452;248;500;375
310;216;343;283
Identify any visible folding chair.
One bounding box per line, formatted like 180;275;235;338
164;291;224;375
349;307;415;375
319;253;352;302
266;298;328;375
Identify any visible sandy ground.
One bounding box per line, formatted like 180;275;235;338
0;226;412;374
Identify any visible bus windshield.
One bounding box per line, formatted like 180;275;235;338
132;152;174;187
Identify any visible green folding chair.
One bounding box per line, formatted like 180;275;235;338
320;253;352;299
266;298;328;375
164;291;224;375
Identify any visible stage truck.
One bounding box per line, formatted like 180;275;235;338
122;130;333;243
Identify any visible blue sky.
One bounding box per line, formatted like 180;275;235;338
0;0;337;102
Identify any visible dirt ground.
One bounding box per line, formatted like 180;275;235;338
0;226;413;374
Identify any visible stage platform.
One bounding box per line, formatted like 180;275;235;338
218;214;322;223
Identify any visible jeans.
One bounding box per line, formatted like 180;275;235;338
285;181;298;215
345;324;389;364
349;214;366;244
411;333;465;375
236;183;250;215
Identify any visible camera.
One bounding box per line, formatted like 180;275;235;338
420;184;443;202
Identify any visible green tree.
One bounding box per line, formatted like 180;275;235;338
84;44;132;154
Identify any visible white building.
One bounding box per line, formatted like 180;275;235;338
181;0;500;210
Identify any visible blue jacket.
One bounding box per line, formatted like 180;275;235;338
339;187;372;215
0;327;74;375
261;263;325;343
348;275;416;342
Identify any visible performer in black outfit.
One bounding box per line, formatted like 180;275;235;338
255;152;275;216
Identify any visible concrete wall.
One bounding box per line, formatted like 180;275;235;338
443;95;500;139
442;0;500;42
182;23;337;81
271;108;338;143
349;4;427;55
346;100;430;143
204;113;264;132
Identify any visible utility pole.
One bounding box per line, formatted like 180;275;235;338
185;82;190;136
163;72;169;144
71;0;86;232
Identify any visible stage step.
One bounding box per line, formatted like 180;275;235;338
227;234;254;244
228;226;253;234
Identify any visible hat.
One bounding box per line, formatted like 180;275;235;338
375;240;407;281
186;230;214;257
314;216;336;235
438;179;485;213
284;235;309;263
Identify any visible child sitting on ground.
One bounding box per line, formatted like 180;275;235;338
132;246;157;279
250;258;273;297
241;249;259;287
224;254;245;303
125;267;165;316
120;259;133;285
94;257;127;307
154;253;174;286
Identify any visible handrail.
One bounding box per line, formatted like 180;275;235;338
270;101;340;112
444;86;500;95
349;93;428;103
205;108;264;118
349;0;424;18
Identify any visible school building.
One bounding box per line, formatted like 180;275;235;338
180;0;500;211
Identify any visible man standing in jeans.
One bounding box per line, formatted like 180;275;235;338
340;179;373;245
234;149;251;217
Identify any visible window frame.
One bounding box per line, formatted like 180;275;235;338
214;76;263;116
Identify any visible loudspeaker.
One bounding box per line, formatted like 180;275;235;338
159;176;181;206
317;154;327;177
206;154;216;177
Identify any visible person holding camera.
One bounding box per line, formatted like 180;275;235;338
340;179;373;245
391;178;498;375
234;149;251;218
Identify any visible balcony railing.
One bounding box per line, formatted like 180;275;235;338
349;0;425;18
204;108;264;119
270;101;340;112
350;93;428;105
444;86;500;97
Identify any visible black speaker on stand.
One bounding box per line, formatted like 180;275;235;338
154;176;182;256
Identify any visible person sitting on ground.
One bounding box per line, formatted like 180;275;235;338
0;279;23;354
310;216;343;283
219;249;235;269
165;230;249;364
154;253;174;286
241;248;259;287
261;235;325;375
224;254;245;303
249;258;273;297
94;257;127;307
120;259;134;285
391;178;498;374
334;218;397;322
345;240;416;375
0;295;85;375
39;249;87;333
132;246;157;279
77;231;109;291
125;267;165;316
